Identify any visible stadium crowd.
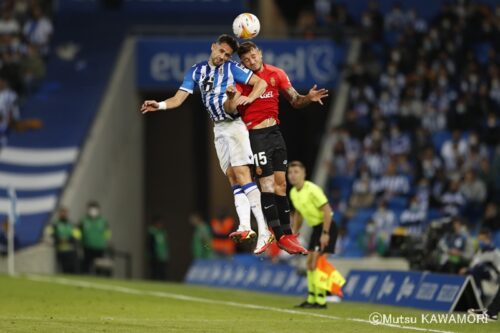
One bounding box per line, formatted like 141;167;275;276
321;0;500;275
0;0;52;146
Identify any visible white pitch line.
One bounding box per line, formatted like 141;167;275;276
23;275;456;333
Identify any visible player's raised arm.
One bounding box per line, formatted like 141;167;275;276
283;84;329;109
141;90;190;114
235;74;267;106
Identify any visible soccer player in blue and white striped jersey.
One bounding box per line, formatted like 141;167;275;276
141;35;273;253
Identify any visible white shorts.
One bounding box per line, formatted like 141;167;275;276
213;118;254;174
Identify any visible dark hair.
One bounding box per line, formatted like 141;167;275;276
479;228;492;237
87;200;99;208
237;41;258;58
289;160;306;170
216;34;239;54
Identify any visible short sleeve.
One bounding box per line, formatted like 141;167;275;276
277;68;292;91
310;184;328;208
230;61;253;85
179;65;197;94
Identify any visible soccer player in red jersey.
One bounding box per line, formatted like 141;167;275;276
224;41;328;255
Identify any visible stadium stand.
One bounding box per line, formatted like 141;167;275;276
323;0;500;263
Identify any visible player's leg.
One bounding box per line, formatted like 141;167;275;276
214;124;254;241
258;173;284;240
271;130;292;235
227;120;272;251
232;165;273;251
273;171;292;235
226;166;255;242
250;127;287;243
269;131;307;253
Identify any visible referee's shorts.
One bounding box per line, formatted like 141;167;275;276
308;220;338;253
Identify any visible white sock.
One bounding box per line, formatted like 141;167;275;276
242;182;268;235
233;185;251;230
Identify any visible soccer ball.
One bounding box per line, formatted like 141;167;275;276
232;13;260;39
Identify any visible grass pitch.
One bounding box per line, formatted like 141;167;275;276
0;274;498;333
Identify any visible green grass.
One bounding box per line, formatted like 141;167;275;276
0;274;498;333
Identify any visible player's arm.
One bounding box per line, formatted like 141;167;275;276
283;84;329;109
235;75;267;106
291;210;304;235
141;90;190;114
319;203;333;251
223;85;242;114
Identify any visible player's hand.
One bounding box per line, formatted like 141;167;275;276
320;233;329;251
235;95;253;106
307;84;329;105
141;100;159;114
226;85;237;99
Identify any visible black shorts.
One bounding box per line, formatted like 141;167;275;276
308;221;338;253
249;125;287;178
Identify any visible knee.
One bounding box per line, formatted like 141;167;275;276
233;167;251;185
259;176;275;193
226;168;238;185
275;179;287;195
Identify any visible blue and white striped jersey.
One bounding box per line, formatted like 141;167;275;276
180;60;253;122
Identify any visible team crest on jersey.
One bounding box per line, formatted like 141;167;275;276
270;77;276;87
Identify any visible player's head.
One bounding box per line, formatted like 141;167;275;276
210;34;239;66
237;41;263;72
287;160;306;186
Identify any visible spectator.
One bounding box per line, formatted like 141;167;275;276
20;44;45;93
460;169;487;205
79;201;111;274
375;161;410;200
399;196;427;236
349;170;375;209
23;6;53;56
0;10;20;35
190;213;212;259
372;200;396;255
47;207;80;274
0;76;20;146
417;147;442;181
482;202;500;233
437;218;470;274
459;228;500;301
441;130;467;172
148;216;169;280
441;179;466;217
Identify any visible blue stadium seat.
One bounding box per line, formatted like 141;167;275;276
432;130;451;152
387;196;408;210
493;231;500;249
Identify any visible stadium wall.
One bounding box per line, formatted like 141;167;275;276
58;37;144;278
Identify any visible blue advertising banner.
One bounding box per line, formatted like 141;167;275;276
343;270;482;312
136;38;346;91
185;255;307;296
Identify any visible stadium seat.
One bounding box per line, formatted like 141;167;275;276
431;130;451;152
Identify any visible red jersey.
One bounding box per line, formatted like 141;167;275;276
236;64;292;129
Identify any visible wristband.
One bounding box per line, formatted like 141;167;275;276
158;101;167;110
322;230;329;235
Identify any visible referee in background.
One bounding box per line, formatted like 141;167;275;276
288;161;338;309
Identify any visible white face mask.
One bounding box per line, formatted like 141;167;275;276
88;207;99;218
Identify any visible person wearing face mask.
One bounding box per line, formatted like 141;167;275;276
47;207;81;274
460;229;500;306
79;201;111;274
